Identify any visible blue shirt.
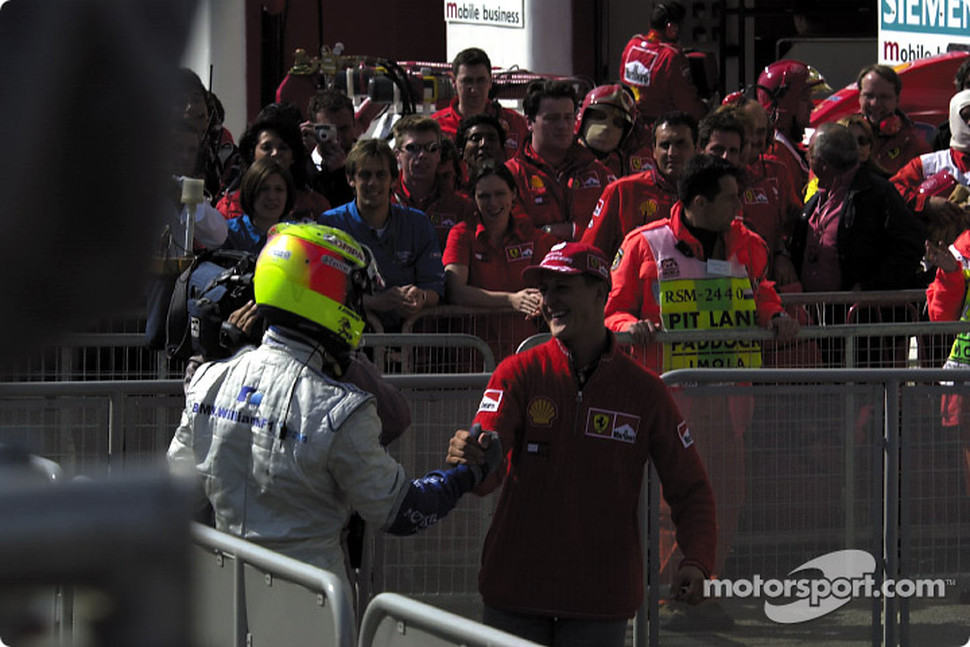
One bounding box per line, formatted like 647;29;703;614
223;214;268;254
319;201;444;297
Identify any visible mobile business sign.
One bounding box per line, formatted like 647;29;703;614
444;0;524;28
879;0;970;64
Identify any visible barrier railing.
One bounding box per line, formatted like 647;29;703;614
3;370;968;645
191;523;357;647
359;592;541;647
518;320;970;371
641;368;970;647
0;289;941;380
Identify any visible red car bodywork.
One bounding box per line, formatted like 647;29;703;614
810;50;970;128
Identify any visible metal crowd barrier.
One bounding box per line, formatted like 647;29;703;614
643;368;970;647
191;523;356;647
2;360;969;645
517;320;970;371
359;592;541;647
0;289;943;380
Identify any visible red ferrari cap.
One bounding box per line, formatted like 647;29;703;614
522;242;611;287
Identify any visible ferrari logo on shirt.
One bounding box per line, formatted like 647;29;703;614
505;243;534;262
585;408;640;444
529;175;545;191
743;188;769;204
528;397;557;426
611;247;624;271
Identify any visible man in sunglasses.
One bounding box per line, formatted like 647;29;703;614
391;115;476;252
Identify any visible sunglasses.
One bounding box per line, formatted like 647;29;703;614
400;141;441;155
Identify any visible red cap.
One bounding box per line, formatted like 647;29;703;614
521;242;611;287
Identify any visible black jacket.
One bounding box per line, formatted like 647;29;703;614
789;166;926;291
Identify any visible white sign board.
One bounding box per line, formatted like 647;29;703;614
444;0;524;29
879;0;970;64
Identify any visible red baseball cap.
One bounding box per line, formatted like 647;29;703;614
522;242;612;287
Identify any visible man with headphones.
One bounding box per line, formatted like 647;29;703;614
857;64;930;176
619;1;708;125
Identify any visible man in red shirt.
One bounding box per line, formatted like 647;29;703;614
857;64;931;176
619;1;708;125
391;115;476;251
581;111;696;260
506;80;615;241
606;157;797;626
892;88;970;243
447;242;716;646
432;47;529;159
701;109;800;284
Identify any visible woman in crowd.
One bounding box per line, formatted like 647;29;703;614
442;162;558;359
222;157;296;253
217;117;329;221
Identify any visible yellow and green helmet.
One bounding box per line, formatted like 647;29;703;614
254;223;383;350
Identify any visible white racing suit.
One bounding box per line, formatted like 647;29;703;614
167;326;475;588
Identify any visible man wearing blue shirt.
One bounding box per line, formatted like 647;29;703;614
319;138;444;330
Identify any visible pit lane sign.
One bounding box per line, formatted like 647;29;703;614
879;0;970;64
444;0;524;28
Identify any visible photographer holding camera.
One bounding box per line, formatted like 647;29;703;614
302;89;361;208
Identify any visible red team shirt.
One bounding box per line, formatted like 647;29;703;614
580;167;679;261
506;142;615;234
432;97;530;159
471;335;716;618
619;29;707;123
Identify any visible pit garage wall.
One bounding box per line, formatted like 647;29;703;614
182;0;617;136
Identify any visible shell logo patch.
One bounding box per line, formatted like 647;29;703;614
585;407;640;444
529;175;545;191
478;389;504;413
639;199;658;220
528;397;557;426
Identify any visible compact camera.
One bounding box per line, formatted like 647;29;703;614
315;123;335;142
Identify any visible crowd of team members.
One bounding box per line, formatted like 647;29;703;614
169;24;970;374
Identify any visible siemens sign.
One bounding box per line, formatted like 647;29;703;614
882;0;970;34
444;1;524;28
880;0;970;64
